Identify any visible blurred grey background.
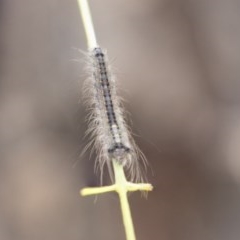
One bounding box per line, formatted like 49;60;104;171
0;0;240;239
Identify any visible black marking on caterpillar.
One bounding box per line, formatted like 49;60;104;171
83;47;147;182
94;47;131;160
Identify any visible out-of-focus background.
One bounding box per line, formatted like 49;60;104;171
0;0;240;239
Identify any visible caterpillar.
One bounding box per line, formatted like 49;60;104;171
83;46;146;182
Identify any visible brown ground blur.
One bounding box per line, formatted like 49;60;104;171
0;0;240;239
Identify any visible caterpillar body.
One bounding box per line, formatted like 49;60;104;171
84;46;146;182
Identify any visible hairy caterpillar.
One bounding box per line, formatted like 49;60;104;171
83;46;147;182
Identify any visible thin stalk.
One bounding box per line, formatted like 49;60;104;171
112;160;136;240
81;159;152;240
77;1;153;240
77;0;97;48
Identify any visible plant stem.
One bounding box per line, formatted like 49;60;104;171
112;160;136;240
77;0;97;48
77;1;153;240
80;159;153;240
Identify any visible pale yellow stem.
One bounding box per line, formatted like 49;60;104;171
77;0;97;48
113;160;136;240
80;160;153;240
76;1;153;240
